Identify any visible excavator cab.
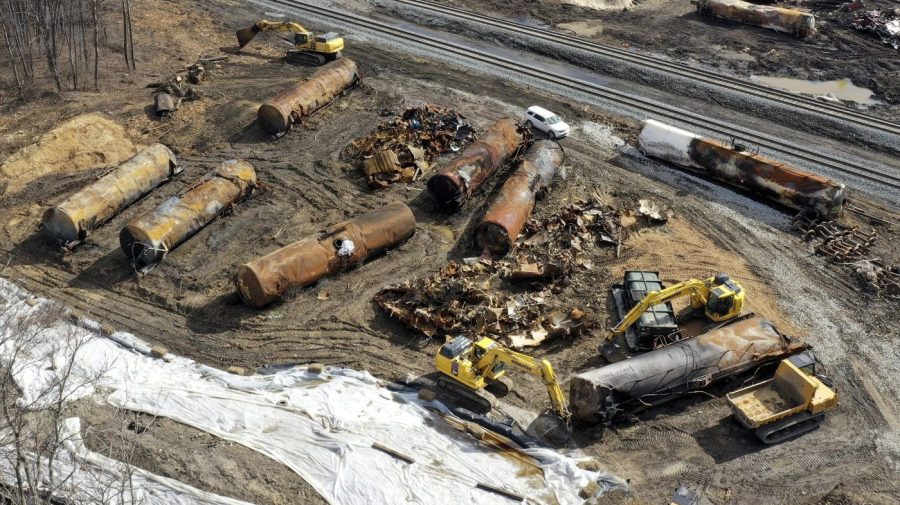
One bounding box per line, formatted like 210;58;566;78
705;273;744;320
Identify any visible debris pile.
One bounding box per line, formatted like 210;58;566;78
148;56;228;117
792;214;877;262
849;260;900;298
634;199;674;224
791;213;897;296
345;105;476;188
375;259;587;348
375;195;627;347
518;194;629;261
845;5;900;49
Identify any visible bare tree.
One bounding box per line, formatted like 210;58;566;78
0;284;140;504
0;0;137;98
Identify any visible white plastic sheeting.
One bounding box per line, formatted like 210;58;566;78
0;278;626;504
0;418;253;505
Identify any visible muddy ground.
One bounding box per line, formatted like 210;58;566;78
1;0;899;503
434;0;900;107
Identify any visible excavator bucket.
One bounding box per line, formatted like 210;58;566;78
236;25;258;49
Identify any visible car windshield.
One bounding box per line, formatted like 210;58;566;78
545;115;561;125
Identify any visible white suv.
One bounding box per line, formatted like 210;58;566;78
523;106;570;139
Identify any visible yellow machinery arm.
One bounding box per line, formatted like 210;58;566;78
483;347;571;422
611;278;710;336
237;20;311;49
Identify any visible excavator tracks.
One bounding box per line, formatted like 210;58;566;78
436;376;497;412
286;50;327;66
755;412;826;444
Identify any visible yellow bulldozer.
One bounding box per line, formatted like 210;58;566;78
434;336;570;425
236;20;344;65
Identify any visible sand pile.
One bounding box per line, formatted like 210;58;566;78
613;217;798;334
1;113;137;182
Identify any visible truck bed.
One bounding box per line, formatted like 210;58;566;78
726;360;819;429
727;379;807;429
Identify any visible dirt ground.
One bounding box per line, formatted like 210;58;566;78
436;0;900;107
1;0;899;503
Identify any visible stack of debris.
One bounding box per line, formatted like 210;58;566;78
375;259;587;348
850;260;900;298
149;56;228;117
791;213;898;297
345;105;476;188
844;2;900;49
792;214;877;262
375;195;627;347
518;195;629;262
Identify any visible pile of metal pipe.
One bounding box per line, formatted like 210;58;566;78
474;140;564;255
427;118;529;209
638;119;845;217
120;160;257;270
235;203;417;308
42;143;180;245
692;0;816;38
569;317;808;424
257;58;359;136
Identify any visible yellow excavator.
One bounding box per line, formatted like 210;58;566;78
610;271;746;351
434;336;570;424
236;20;344;65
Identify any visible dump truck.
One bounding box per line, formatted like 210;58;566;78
726;352;837;444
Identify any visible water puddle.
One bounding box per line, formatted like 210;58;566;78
750;75;879;107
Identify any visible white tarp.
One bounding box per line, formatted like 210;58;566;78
0;418;254;505
0;278;626;504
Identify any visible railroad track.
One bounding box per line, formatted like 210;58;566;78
256;0;900;190
393;0;900;138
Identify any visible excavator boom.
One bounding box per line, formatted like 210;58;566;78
235;20;343;65
610;272;745;341
483;346;571;422
434;336;571;423
236;20;309;49
611;278;709;335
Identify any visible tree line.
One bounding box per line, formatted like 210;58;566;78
0;0;136;98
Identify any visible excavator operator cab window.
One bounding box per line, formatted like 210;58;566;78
294;33;309;45
708;288;734;316
473;345;486;361
788;352;817;376
439;336;471;359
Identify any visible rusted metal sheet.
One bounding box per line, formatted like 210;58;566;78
693;0;816;37
154;92;178;117
42;144;180;246
257;58;359;136
427;118;529;209
474;140;564;255
235;203;417;308
120;160;257;270
638;119;845;217
569;316;808;424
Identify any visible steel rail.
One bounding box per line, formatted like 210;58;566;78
261;0;900;189
395;0;900;137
